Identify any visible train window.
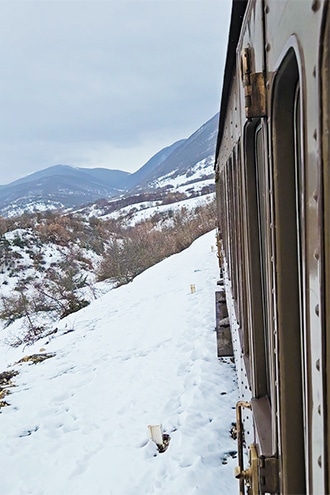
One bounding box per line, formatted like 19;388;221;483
224;160;232;279
231;152;239;302
235;141;247;343
228;157;236;294
294;84;305;349
255;124;271;398
272;48;306;494
243;120;268;399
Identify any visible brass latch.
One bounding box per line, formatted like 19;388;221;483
235;401;253;495
234;400;279;494
241;48;266;119
235;443;259;495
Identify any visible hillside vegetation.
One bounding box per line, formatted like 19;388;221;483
0;193;216;347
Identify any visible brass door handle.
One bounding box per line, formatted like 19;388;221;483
235;401;252;495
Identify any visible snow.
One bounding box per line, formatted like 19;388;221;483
0;231;238;495
103;194;215;227
149;157;214;190
0;228;106;307
72;157;215;223
3;201;64;218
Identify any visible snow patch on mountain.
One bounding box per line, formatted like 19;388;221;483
148;156;214;190
3;200;65;218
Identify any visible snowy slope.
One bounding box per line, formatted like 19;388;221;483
0;231;238;495
148;156;214;191
101;194;215;227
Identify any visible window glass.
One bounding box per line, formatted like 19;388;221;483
255;125;270;397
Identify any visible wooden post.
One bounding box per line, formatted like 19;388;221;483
215;290;233;357
148;424;164;447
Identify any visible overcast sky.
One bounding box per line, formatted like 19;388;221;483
0;0;232;185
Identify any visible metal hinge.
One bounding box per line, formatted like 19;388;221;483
241;48;267;119
259;455;279;494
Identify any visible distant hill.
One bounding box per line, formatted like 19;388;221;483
134;113;219;187
0;113;219;217
4;164;130;189
124;139;186;189
0;166;131;216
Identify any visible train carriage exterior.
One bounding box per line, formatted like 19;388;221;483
214;0;329;493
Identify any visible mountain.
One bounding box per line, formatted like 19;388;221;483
0;166;131;217
0;114;219;217
124;139;186;189
4;164;130;189
132;113;219;188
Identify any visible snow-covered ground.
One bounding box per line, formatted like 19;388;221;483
0;231;238;495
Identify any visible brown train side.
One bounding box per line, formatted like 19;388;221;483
214;0;329;493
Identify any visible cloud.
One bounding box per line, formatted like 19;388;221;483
0;0;232;184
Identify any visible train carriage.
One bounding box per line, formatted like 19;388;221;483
214;0;329;493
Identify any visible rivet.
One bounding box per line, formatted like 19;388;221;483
313;66;316;78
265;5;270;14
313;129;317;140
314;249;320;261
313;190;318;202
312;0;320;12
318;404;321;415
318;455;322;467
315;304;320;317
266;43;271;52
316;358;320;371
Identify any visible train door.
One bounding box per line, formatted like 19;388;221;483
241;117;276;488
271;49;306;494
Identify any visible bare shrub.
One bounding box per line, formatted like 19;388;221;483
97;199;216;285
